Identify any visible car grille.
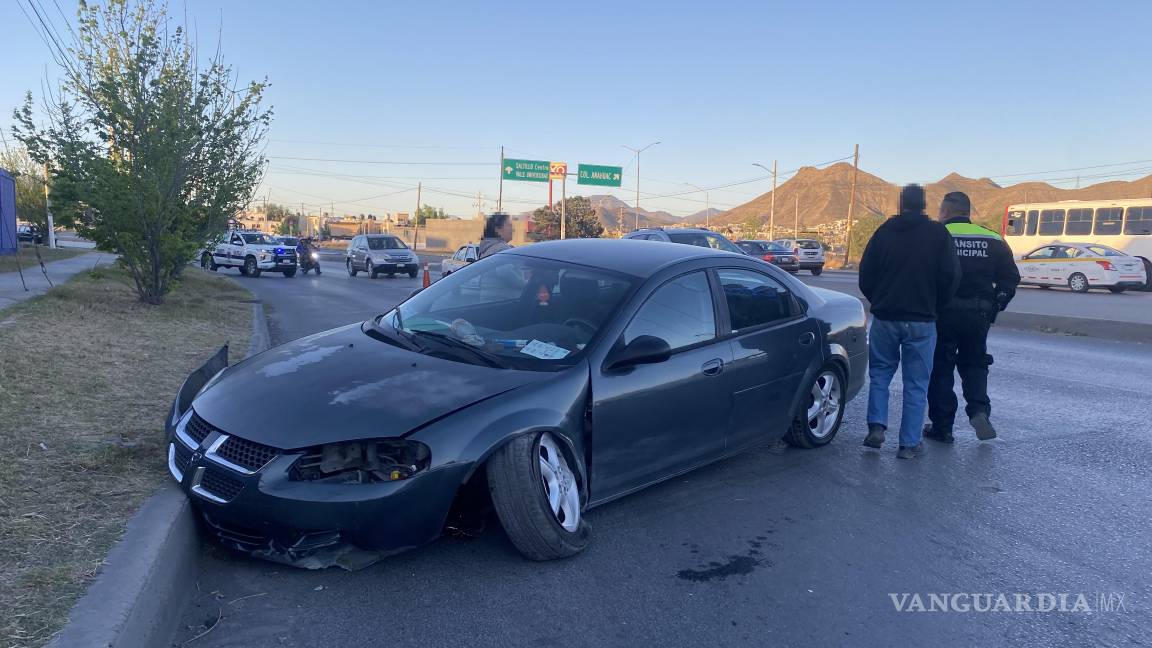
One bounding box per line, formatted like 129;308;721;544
199;466;245;502
186;413;215;445
216;436;279;472
174;443;193;475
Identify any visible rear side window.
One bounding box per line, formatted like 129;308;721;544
1038;210;1065;236
1125;206;1152;235
1094;208;1122;235
624;272;716;351
667;232;710;247
1065;209;1092;236
716;269;795;332
1026;246;1056;259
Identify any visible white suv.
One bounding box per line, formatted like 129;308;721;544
774;238;825;275
201;230;299;278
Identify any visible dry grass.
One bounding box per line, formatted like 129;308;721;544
0;247;89;274
0;266;253;648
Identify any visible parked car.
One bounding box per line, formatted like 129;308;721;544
166;239;867;565
346;234;419;279
17;224;44;245
736;240;800;272
201;230;298;278
1016;243;1147;293
441;243;479;276
774;238;826;275
623;227;746;254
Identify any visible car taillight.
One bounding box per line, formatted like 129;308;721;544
793;247;799;255
763;254;774;262
1096;260;1115;271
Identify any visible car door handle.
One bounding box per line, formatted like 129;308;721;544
798;332;816;346
701;359;724;376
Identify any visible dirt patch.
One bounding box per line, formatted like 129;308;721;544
0;246;89;274
0;266;252;648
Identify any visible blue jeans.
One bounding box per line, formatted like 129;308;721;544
867;318;937;448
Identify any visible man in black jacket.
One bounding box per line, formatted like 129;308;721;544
859;185;961;459
924;192;1020;443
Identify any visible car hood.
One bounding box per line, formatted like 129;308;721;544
189;323;540;449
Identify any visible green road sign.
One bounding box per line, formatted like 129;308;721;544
577;164;623;187
502;159;551;182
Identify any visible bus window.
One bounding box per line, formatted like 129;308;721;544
1005;210;1025;236
1124;206;1152;236
1094;208;1122;235
1038;209;1065;236
1065;209;1092;236
1025;210;1039;236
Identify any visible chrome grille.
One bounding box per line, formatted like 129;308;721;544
174;444;193;475
198;466;244;502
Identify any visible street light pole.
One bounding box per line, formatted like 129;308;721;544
623;141;660;230
685;183;709;228
752;161;778;239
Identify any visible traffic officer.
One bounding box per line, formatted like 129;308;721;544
924;192;1021;443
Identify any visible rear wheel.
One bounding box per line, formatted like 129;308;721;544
1068;273;1089;293
1108;286;1126;294
785;366;845;448
1139;257;1152;292
347;259;358;277
811;267;823;276
487;432;590;561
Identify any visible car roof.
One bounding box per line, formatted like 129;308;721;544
506;239;742;278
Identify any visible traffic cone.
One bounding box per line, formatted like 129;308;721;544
422;262;431;288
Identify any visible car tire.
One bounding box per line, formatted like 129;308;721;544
784;365;846;449
1139;257;1152;292
200;253;217;271
367;259;377;279
283;268;297;278
1068;273;1089;293
409;269;418;279
315;266;321;276
243;256;261;278
811;267;823;276
347;260;358;277
386;272;395;278
487;432;590;561
1108;287;1126;294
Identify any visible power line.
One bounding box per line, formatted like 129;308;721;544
268;138;495;150
266;155;497;166
987;158;1152;180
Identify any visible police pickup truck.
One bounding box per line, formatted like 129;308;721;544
200;230;298;278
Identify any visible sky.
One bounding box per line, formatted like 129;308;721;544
3;0;1151;218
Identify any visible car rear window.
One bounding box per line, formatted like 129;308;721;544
797;240;821;249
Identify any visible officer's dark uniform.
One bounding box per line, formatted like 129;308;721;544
926;217;1020;438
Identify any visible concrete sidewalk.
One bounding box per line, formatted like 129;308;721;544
0;252;111;311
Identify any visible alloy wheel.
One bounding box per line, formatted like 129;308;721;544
806;371;842;440
538;433;580;532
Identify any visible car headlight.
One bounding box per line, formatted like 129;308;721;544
258;251;269;260
289;439;431;484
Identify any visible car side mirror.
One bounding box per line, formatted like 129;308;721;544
607;335;672;371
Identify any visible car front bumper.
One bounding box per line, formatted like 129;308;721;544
798;259;825;269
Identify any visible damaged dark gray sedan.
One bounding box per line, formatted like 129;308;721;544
165;239;866;566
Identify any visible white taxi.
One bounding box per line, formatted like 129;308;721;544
440;243;479;277
1016;243;1147;293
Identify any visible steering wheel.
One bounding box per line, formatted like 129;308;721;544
563;318;597;335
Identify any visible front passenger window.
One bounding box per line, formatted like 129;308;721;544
717;270;795;331
624;272;716;351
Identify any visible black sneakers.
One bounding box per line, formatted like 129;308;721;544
970;413;997;441
923;422;955;444
863;423;886;448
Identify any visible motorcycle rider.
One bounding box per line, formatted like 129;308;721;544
925;192;1020;443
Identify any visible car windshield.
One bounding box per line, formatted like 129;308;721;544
1084;245;1125;257
241;233;273;245
386;255;636;370
368;237;407;250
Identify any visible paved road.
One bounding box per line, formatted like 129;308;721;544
178;260;1151;647
802;270;1152;325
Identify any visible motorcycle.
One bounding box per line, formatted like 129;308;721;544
298;249;322;275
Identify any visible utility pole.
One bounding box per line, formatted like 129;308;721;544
414;182;422;250
844;144;860;265
498;146;504;212
794;194;799;239
770;159;777;240
43;162;57;249
623;141;661;230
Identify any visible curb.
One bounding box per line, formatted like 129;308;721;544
49;290;273;648
48;485;200;648
994;311;1152;344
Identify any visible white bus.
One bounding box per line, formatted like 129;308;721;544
1001;198;1152;290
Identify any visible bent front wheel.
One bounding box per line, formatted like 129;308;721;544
488;432;590;560
785;365;845;448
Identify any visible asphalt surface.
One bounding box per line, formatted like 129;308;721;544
178;258;1150;648
0;251;111;311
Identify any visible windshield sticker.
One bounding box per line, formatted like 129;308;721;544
521;339;569;360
